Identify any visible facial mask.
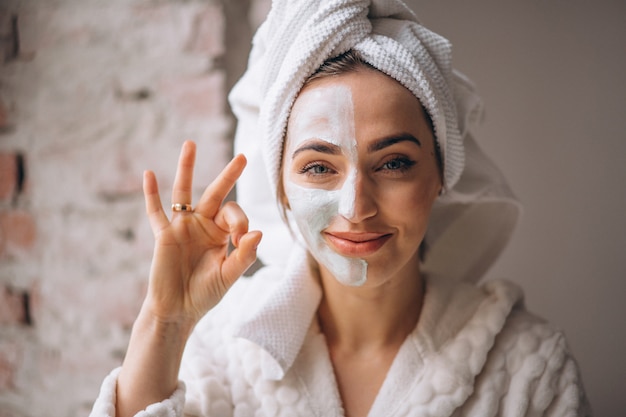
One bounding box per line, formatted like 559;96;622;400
286;181;368;287
284;84;368;286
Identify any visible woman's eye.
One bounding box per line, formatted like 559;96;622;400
299;162;335;176
380;157;416;172
310;165;330;174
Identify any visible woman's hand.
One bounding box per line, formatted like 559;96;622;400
117;140;261;417
142;140;262;327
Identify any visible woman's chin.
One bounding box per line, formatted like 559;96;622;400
314;246;368;287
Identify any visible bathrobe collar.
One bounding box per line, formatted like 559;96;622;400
234;244;523;396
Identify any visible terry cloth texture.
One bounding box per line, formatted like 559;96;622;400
231;0;462;192
88;245;591;416
230;0;521;283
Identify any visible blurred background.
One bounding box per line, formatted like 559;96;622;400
0;0;623;415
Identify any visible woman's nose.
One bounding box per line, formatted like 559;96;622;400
337;170;377;222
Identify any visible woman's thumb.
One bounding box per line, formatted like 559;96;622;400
221;230;262;287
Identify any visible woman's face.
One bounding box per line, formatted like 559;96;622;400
282;68;442;287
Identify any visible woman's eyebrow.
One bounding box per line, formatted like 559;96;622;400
367;133;422;152
292;140;341;158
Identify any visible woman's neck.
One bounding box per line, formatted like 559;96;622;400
316;261;425;353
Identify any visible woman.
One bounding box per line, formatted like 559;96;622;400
90;1;590;416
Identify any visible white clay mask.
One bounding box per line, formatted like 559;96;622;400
284;84;368;286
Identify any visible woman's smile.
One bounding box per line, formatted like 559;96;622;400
324;231;392;257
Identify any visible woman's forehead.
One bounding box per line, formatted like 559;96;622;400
287;70;429;147
286;84;355;151
291;83;351;114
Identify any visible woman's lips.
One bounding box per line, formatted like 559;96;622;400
323;231;392;257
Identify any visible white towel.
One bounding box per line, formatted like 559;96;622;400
230;0;521;284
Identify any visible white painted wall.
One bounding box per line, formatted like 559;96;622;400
0;1;231;415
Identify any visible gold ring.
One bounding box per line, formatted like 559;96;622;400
172;203;193;212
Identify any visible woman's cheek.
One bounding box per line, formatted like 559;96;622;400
284;181;368;286
285;182;337;241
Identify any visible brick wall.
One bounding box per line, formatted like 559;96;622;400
0;1;269;415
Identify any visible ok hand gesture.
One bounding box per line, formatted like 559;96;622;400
116;140;262;417
141;140;262;327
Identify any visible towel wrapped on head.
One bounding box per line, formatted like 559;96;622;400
230;0;521;284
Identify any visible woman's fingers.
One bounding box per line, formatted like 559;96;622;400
143;170;169;236
213;200;262;288
220;230;262;288
145;146;250;245
214;201;250;246
171;140;196;208
195;154;247;218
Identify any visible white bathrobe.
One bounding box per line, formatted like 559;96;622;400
89;246;590;417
